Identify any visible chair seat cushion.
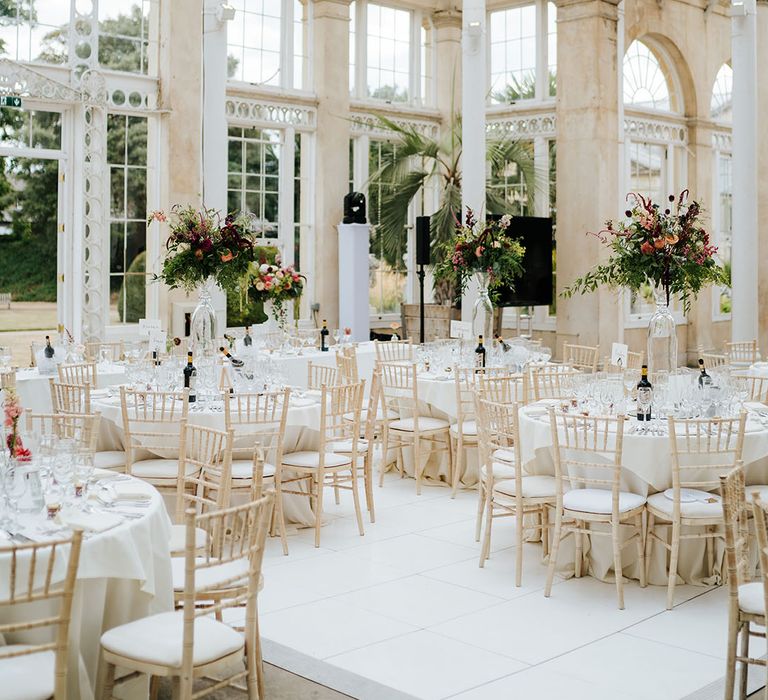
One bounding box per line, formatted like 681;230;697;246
231;459;276;480
101;611;243;668
0;645;54;700
450;420;478;438
564;488;646;514
94;450;127;470
282;451;351;468
345;408;397;423
168;525;208;555
130;459;192;480
492;448;516;463
646;492;722;519
480;462;518;481
171;557;249;592
738;582;765;615
494;475;558;499
328;439;368;453
388;417;450;432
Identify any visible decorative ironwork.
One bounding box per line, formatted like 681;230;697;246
225;96;316;127
349;111;439;139
623;115;688;146
0;59;80;101
712;130;732;152
486;112;557;139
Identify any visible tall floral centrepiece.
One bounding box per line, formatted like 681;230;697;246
4;389;30;463
151;206;256;355
248;254;306;333
563;190;728;373
434;208;525;338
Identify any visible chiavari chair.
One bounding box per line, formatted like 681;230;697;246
700;350;727;369
374;338;413;363
0;369;16;392
307;362;339;389
545;410;646;609
602;350;644;373
476;399;556;583
476;372;526;406
0;531;83;700
562;343;599;373
378;362;452;495
734;373;768;403
646;413;746;609
98;496;273;700
335;345;359;383
223;389;291;554
720;466;760;700
58;361;97;386
748;493;768;700
727;339;760;367
280;381;366;547
85;341;124;363
49;378;91;414
527;364;578;402
25;411;101;456
119;387;190;493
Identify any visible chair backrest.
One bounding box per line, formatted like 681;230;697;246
720;465;750;599
307;362;339;390
318;381;365;459
0;530;83;699
374;339;413;363
475;372;526;405
362;369;382;444
668;414;746;495
336;346;359;383
178;496;273;698
528;365;578;402
476;398;522;489
626;350;644;370
549;410;627;510
84;341;124;363
0;370;16;391
454;366;511;424
25;412;100;455
378;361;419;426
750;494;768;622
223;389;290;467
175;422;234;525
562;343;599;373
120;387;189;470
701;351;727;369
49;379;91;415
726;339;759;365
58;362;97;386
734;373;768;403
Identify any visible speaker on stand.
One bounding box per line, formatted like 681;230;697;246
415;216;430;345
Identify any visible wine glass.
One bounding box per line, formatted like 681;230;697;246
0;346;11;369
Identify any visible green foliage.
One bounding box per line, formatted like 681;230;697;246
491;71;557;104
117;251;146;323
225;245;279;326
0;233;56;300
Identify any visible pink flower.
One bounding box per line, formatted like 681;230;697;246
640;241;654;255
475;246;484;258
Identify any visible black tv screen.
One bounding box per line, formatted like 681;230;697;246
494;216;554;308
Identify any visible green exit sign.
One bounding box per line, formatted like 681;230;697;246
0;96;22;108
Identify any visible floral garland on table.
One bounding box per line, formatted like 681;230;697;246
562;190;728;313
3;389;30;462
433;208;526;300
247;254;306;328
149;206;257;292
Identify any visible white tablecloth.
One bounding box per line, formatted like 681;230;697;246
0;473;172;700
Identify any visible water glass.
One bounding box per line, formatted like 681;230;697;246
0;346;11;368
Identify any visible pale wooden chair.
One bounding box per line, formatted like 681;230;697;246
602;351;644;372
85;341;124;363
0;530;83;700
562;343;599;373
646;413;747;609
727;340;760;366
0;369;16;391
378;362;452;495
58;361;97;386
307;362;339;389
476;372;526;406
120;387;190;493
223;389;291;554
374;338;413;363
98;495;273;700
721;465;761;700
25;412;100;457
476;399;556;583
335;345;359;383
49;378;91;414
749;493;768;700
280;382;366;547
734;373;768;403
528;364;578;402
168;422;234;557
701;351;728;369
545;410;646;609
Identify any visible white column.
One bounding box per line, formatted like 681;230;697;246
731;0;759;341
460;0;486;326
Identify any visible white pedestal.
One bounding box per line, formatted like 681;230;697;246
337;223;371;343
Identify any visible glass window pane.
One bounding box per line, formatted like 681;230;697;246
110;167;125;218
110;223;125;273
125;168;147;219
126;117;148;165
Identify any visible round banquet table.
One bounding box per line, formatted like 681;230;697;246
14;362;127;413
517;401;768;586
0;472;172;700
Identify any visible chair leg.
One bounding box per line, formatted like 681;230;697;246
248;601;265;700
724;607;739;700
644;513;656;584
451;436;462;498
333;472;341;505
666;520;681;610
515;505;524;587
611;520;625;610
314;473;324;548
364;453;376;523
479;490;494;567
706;526;714;576
97;658;116;700
739;620;750;700
350;467;365;537
574;522;583;579
413;435;422;495
378;429;390;487
544;509;563;598
541;506;550;557
475;478;485;543
149;676;161;700
274;485;289;556
635;513;646;588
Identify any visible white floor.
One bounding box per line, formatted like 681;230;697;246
247;473;751;700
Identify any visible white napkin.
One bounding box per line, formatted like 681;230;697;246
663;488;720;504
745;402;768;413
111;482;152;502
58;510;123;532
290;397;317;407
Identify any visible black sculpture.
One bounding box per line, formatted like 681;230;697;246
343;191;367;224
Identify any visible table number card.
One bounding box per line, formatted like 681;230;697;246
139;318;162;338
148;329;167;352
450;320;473;340
610;342;629;368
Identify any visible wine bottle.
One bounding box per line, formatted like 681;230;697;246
151;350;160;367
697;358;712;389
183;351;197;403
475;335;486;369
224;333;235;350
494;333;510;352
219;346;244;368
636;364;653;421
243;326;253;347
44;335;55;359
320;319;329;352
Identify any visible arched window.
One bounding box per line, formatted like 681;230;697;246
711;63;732;123
623;40;672;112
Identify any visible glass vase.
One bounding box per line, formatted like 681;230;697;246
190;278;217;358
472;273;494;341
647;290;677;376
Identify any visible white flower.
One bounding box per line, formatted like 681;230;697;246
255;281;265;291
259;264;269;274
500;214;512;228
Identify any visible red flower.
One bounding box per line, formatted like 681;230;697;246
640;241;654;255
220;250;234;262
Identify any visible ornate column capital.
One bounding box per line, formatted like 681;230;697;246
554;0;620;23
432;9;462;30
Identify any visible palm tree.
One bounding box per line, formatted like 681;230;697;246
366;112;540;273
